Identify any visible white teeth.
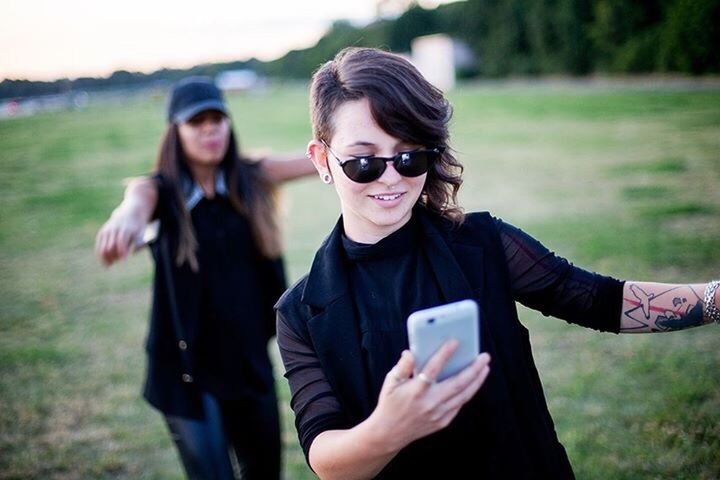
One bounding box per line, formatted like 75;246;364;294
372;193;402;201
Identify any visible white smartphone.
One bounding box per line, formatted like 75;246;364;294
407;299;480;382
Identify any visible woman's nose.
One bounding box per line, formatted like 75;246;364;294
199;118;219;131
378;159;402;184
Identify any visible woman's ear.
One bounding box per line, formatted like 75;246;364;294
307;140;333;183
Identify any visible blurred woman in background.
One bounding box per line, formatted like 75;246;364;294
96;76;314;479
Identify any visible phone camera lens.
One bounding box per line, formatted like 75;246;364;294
427;318;435;324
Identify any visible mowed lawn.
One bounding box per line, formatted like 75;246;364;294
1;81;719;479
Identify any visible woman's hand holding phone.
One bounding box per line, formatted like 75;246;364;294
367;341;491;454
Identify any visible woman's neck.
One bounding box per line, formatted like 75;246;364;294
188;163;217;198
343;211;413;245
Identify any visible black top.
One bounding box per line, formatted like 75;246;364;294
143;168;286;418
191;194;271;397
342;216;442;402
276;207;624;478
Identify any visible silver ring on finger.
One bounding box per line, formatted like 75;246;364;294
417;372;435;386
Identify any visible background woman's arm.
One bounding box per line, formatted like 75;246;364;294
619;281;718;333
95;176;158;266
259;154;316;183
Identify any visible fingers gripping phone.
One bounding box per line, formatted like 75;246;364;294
407;299;481;382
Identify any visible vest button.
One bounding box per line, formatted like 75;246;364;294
178;340;187;350
181;373;193;383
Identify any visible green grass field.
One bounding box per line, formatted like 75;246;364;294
1;81;719;479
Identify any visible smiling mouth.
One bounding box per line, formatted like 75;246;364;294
370;192;404;201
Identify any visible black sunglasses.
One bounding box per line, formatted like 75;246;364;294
322;140;444;184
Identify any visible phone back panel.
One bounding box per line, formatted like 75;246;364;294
407;299;480;381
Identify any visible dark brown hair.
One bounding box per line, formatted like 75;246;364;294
155;124;281;271
310;47;464;222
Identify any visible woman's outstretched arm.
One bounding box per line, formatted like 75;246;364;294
95;176;158;266
260;153;316;183
619;281;719;333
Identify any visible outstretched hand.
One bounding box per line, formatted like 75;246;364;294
95;177;157;267
95;210;145;266
370;340;491;453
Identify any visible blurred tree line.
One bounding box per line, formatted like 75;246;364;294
2;0;718;99
267;0;720;78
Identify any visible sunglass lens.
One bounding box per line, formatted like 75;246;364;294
394;151;435;177
342;157;386;183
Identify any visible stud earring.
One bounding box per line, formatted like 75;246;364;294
322;173;332;184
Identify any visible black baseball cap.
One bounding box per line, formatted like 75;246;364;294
166;76;228;123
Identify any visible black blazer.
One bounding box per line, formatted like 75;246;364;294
276;207;619;478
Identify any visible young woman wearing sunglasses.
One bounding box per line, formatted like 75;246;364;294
274;47;720;479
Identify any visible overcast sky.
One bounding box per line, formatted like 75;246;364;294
1;0;457;81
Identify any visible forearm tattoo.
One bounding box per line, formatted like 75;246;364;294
620;283;709;333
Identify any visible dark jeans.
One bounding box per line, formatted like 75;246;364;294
164;390;281;480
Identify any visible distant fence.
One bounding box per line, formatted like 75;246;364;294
0;76;281;121
0;82;170;121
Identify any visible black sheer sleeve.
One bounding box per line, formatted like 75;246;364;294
494;218;624;333
276;307;349;462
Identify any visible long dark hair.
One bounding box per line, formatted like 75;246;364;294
154;124;281;271
310;47;464;223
